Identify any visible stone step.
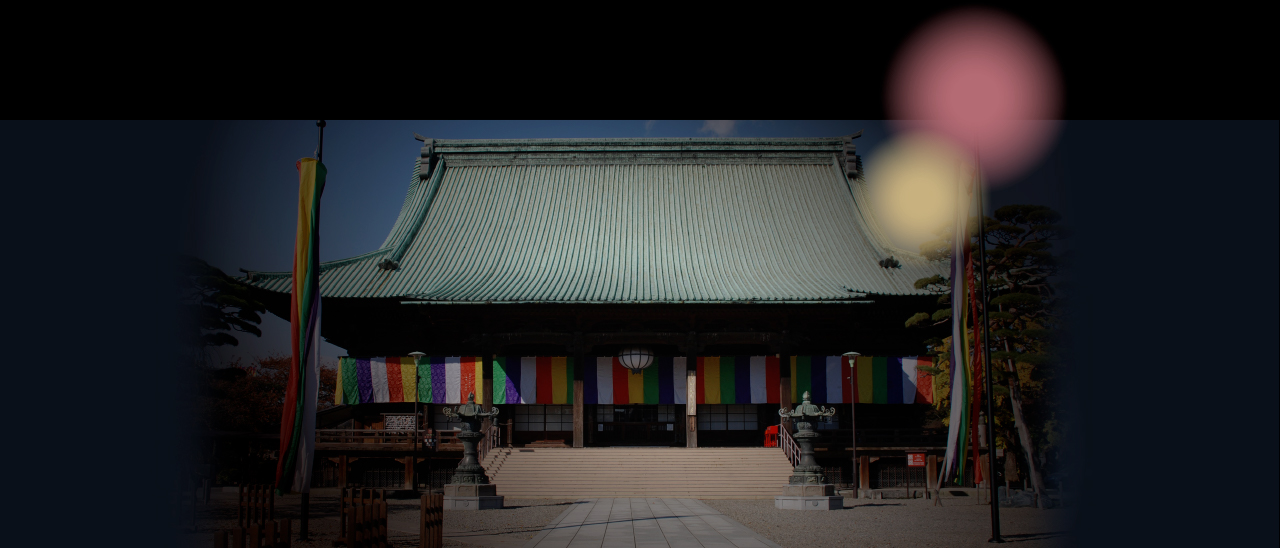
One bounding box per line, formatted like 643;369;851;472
483;446;793;498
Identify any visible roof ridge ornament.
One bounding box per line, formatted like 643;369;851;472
840;130;864;181
415;133;436;181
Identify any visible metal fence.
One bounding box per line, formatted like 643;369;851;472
870;457;930;489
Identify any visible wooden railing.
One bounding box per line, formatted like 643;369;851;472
316;429;466;451
316;428;422;445
779;421;800;467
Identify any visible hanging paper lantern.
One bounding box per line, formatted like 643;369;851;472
617;347;654;375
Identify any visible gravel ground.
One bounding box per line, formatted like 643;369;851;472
702;496;1075;548
179;489;1074;548
177;489;580;548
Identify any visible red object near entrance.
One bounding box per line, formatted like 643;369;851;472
907;452;926;467
764;425;779;447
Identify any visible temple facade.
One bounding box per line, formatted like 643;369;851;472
241;135;961;491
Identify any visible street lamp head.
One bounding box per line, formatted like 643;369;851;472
842;351;860;366
409;351;426;362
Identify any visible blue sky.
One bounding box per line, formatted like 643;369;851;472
190;120;1067;366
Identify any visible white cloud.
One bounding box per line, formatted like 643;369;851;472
698;120;736;136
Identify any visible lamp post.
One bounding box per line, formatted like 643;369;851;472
842;352;860;496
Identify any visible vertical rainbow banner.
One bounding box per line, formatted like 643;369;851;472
276;158;325;495
941;164;977;486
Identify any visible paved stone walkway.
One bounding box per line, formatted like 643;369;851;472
524;498;783;548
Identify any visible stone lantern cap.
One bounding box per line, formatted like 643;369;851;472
442;393;500;420
778;391;837;419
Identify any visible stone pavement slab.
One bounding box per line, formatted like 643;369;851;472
524;498;783;548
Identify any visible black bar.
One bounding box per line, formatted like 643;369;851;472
976;155;1004;543
300;492;310;539
316;120;326;162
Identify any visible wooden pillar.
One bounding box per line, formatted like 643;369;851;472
926;454;939;489
339;454;348;487
482;356;494;406
779;354;792;409
572;379;584;448
481;356;494;433
859;455;870;492
403;456;414;490
686;365;697;448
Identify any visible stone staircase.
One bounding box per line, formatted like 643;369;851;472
480;447;793;499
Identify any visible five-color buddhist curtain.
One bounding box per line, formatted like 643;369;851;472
336;355;936;405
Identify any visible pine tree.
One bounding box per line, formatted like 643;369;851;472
907;204;1067;507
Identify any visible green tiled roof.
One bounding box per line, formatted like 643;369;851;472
242;137;945;302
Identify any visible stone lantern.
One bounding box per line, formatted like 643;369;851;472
440;393;503;509
775;391;843;510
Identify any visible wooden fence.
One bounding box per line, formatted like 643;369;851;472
338;487;386;545
238;485;275;529
340;500;388;548
213;519;291;548
419;493;443;548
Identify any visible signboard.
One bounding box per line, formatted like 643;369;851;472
907;452;926;467
384;414;418;431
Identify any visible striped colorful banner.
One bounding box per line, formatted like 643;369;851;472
336;355;938;406
794;356;936;404
580;356;686;405
697;356;780;405
336;356;485;404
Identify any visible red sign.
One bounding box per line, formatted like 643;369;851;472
907;453;926;467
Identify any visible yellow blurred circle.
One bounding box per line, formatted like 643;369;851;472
866;132;973;251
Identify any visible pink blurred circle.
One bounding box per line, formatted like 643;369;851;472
887;8;1062;185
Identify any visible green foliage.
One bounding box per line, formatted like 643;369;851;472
905;312;931;328
1021;329;1051;340
181;256;267;358
990;292;1043;308
196;355;338;484
914;275;947;291
931;309;952;322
